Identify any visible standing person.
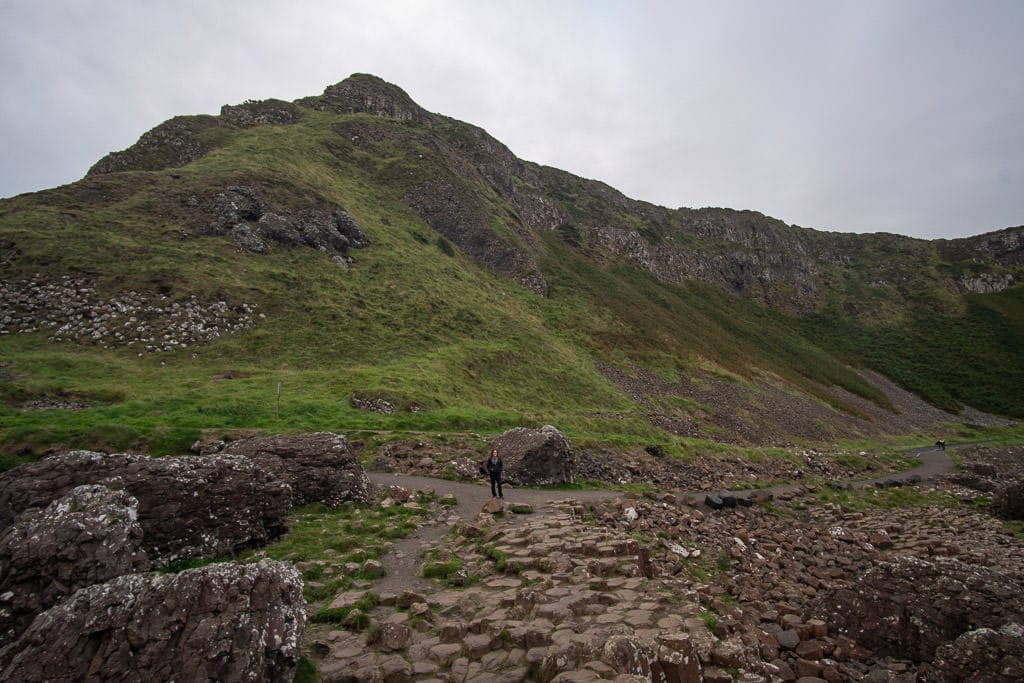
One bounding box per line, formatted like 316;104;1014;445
486;448;504;499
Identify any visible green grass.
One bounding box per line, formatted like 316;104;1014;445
811;485;961;511
802;287;1024;417
245;502;427;601
421;548;468;586
312;590;379;627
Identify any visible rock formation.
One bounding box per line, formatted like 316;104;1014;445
926;622;1024;682
207;185;369;258
992;477;1024;520
0;450;291;567
0;559;306;682
491;425;575;486
814;555;1024;666
220;431;373;506
0;484;148;648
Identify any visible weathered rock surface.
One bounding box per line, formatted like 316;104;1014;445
207;185;369;257
0;450;291;567
297;73;430;122
926;622;1024;682
993;478;1024;520
0;484;148;648
220;98;302;127
492;425;575;486
814;555;1024;663
87;114;221;175
0;559;306;682
221;431;373;506
402;176;549;295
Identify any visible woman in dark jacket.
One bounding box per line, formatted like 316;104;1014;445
486;448;503;499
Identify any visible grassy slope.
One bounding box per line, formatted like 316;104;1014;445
1;107;1020;465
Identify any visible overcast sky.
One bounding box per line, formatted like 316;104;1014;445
2;0;1022;239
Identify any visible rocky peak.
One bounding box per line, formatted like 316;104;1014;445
956;225;1024;265
297;73;430;122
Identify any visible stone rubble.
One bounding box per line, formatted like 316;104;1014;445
0;274;259;353
307;445;1024;682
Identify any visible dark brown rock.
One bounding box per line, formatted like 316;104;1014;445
0;485;149;648
814;555;1024;663
603;634;654;677
221;432;372;506
926;622;1024;682
491;425;574;486
0;450;291;568
992;478;1024;520
654;638;701;683
0;559;305;682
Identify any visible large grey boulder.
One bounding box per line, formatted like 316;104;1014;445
0;559;306;682
491;425;575;486
221;431;372;506
0;485;148;648
0;450;291;568
814;555;1024;665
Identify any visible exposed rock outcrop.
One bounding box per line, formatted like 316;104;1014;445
88;100;300;176
0;450;291;567
221;431;373;507
491;425;574;486
926;622;1024;682
0;484;148;648
220;98;302;127
87;114;221;175
814;555;1024;664
402;177;549;295
992;478;1024;520
0;559;306;682
207;185;369;257
296;73;430;122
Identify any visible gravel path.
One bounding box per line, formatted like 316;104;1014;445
366;445;957;594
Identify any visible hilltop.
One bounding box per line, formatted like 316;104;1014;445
0;73;1022;465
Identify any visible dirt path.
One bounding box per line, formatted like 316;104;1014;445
366;444;958;594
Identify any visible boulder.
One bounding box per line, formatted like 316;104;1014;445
926;622;1024;682
210;185;264;233
221;431;372;506
992;478;1024;520
491;425;574;486
0;450;291;567
602;634;655;677
207;186;368;256
814;555;1024;663
0;485;149;648
0;559;305;682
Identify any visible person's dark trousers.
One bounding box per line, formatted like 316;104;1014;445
490;474;503;498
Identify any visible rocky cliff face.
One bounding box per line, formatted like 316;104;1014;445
82;73;1022;312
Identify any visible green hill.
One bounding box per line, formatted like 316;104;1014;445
1;74;1021;467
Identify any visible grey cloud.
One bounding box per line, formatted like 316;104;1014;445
1;0;1021;239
